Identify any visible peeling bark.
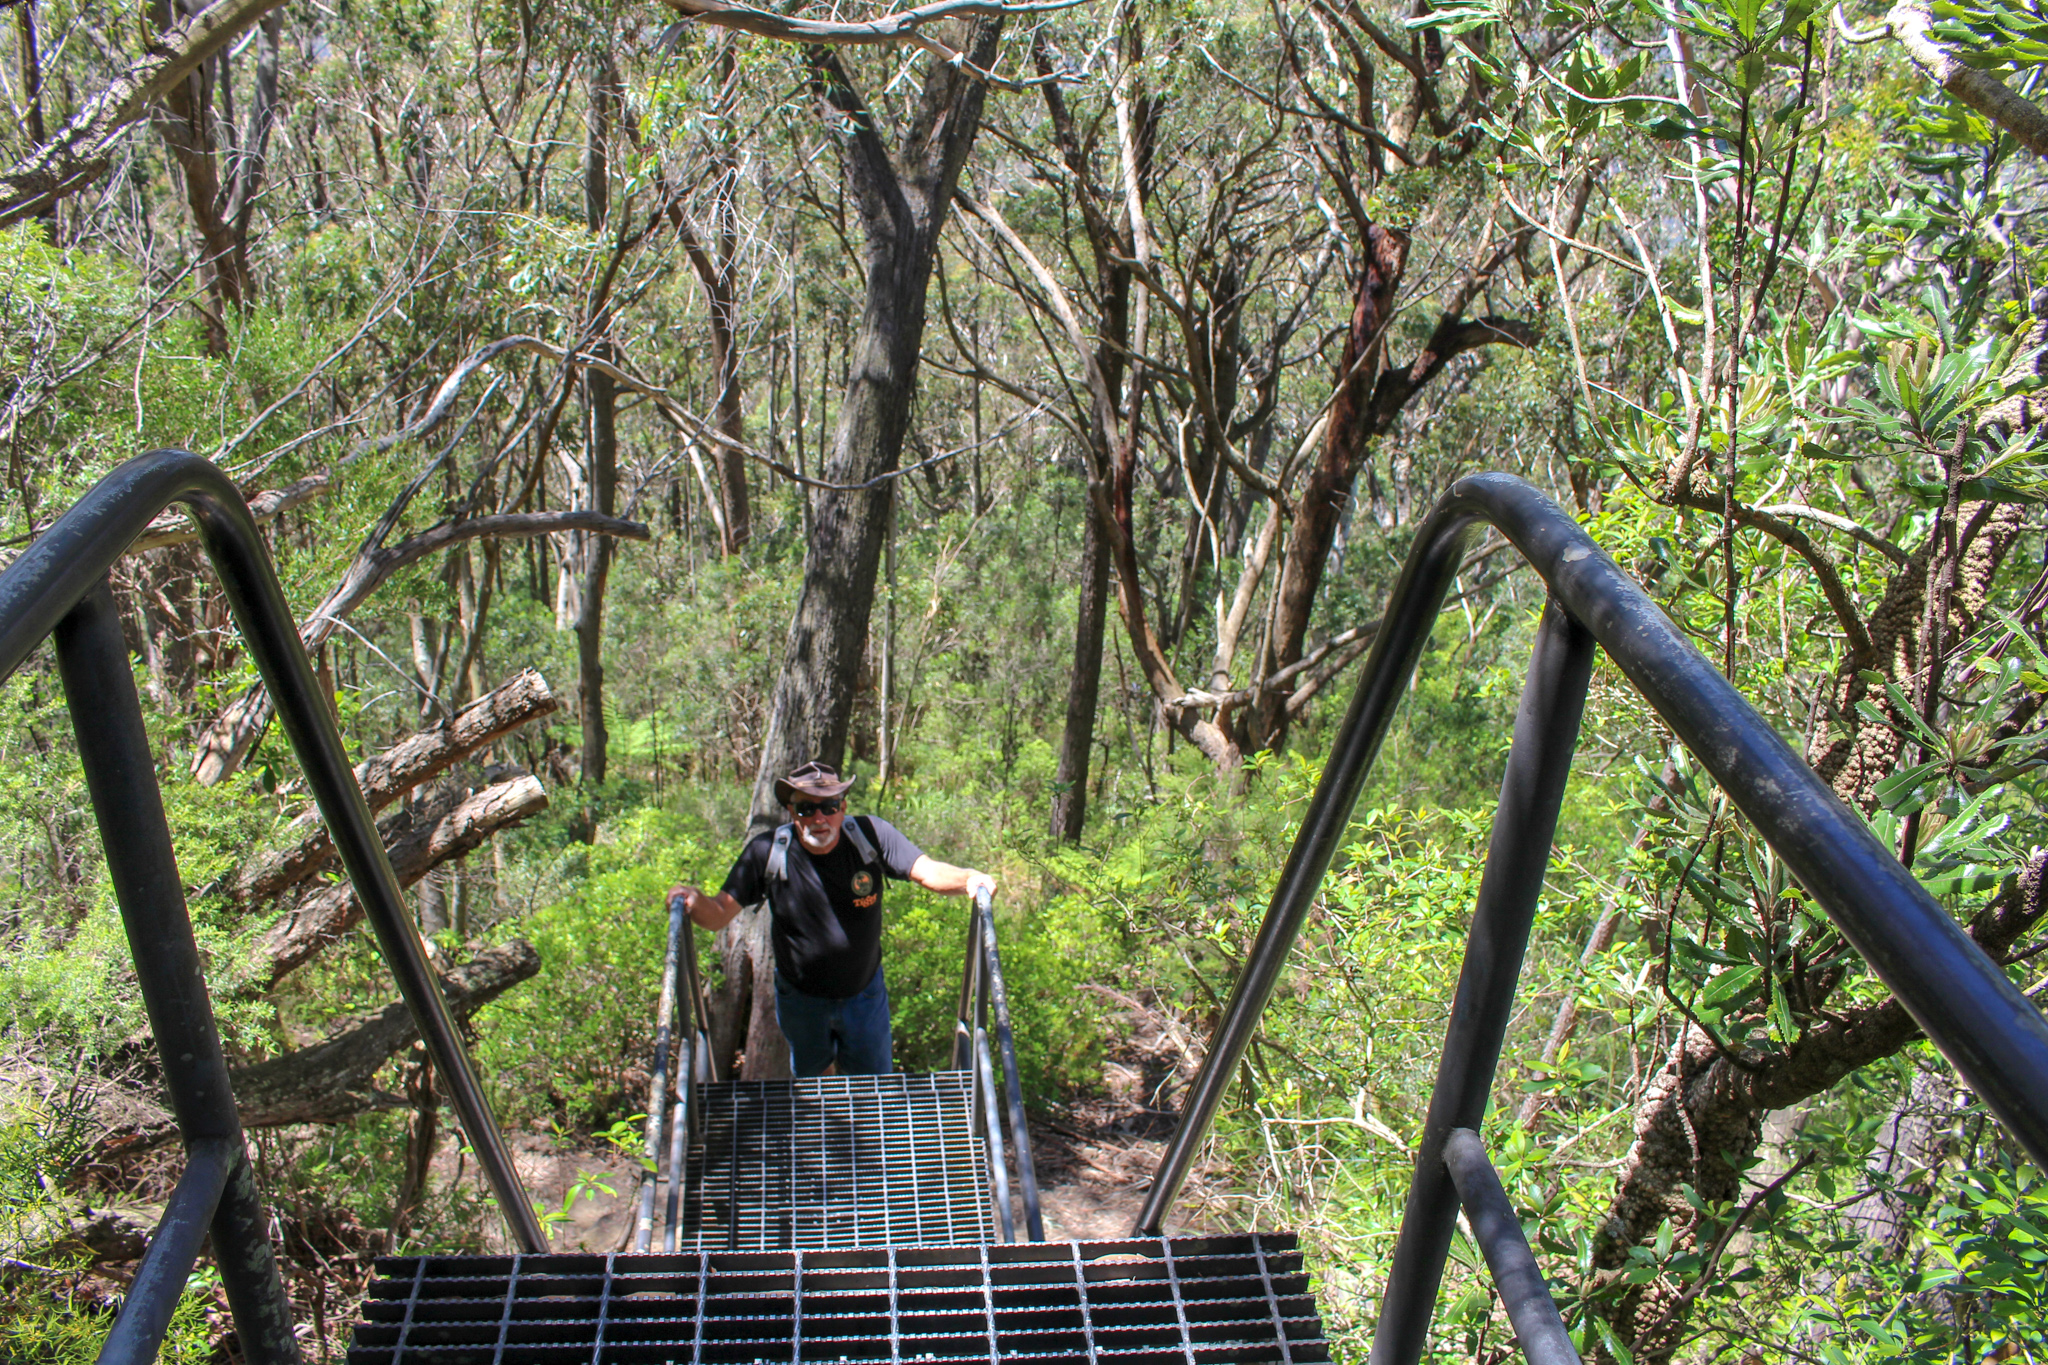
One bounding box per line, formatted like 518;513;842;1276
1805;502;2026;803
227;668;557;905
248;775;548;990
99;940;540;1156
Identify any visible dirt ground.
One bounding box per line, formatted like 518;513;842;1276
1030;985;1215;1242
463;1132;648;1253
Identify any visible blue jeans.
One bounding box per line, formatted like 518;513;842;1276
774;966;893;1076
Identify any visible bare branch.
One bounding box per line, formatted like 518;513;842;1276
1889;1;2048;158
226;670;558;905
661;0;1079;90
130;471;332;553
0;0;290;224
191;512;643;784
1757;502;1910;566
1674;487;1876;661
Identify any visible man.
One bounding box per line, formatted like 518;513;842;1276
672;761;996;1077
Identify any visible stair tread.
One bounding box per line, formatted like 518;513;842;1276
346;1234;1331;1364
679;1069;991;1252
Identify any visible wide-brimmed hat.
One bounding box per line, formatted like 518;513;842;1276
775;760;856;807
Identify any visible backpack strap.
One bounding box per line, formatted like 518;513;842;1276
766;817;879;882
840;815;880;867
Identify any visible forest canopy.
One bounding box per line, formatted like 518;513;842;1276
4;0;2048;1357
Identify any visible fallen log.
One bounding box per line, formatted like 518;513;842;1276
228;669;557;905
251;775;547;990
96;940;541;1157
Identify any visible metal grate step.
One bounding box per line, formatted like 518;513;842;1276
346;1233;1330;1364
680;1072;991;1251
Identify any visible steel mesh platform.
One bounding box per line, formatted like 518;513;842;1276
346;1234;1330;1364
679;1073;991;1251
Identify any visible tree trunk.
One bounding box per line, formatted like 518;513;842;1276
684;40;752;555
0;0;291;228
711;908;785;1081
575;55;621;794
225;666;557;905
1845;1066;1956;1253
746;30;1003;829
1245;225;1408;752
728;29;1002;1079
13;0;56;243
1592;508;2036;1359
192;504;646;787
878;500;896;785
1052;490;1110;841
147;0;254;350
222;10;281;264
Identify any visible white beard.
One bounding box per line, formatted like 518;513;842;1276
798;824;838;853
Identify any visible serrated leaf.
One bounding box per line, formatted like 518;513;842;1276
1700;963;1762;1011
1595;1316;1638;1365
1872;760;1944;813
1768;965;1797;1044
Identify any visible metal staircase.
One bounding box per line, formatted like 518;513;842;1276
677;1073;993;1251
345;1235;1328;1364
358;863;1325;1360
11;450;2048;1365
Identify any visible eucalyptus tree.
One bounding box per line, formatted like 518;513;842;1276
958;0;1558;784
643;0;1076;1076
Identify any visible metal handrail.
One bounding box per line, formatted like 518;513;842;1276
635;897;689;1253
1128;473;2048;1359
683;917;715;1087
669;916;712;1246
0;451;549;1362
635;897;716;1254
954;887;1045;1241
1442;1129;1579;1365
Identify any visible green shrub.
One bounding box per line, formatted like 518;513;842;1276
883;888;1107;1107
474;805;713;1130
0;1083;213;1364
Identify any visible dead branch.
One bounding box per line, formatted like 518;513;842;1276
192;511;643;784
129;470;332;553
227;669;557;905
249;775;548;989
0;0;290;225
660;0;1080;88
98;940;540;1156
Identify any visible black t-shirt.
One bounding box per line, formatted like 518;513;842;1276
721;815;924;998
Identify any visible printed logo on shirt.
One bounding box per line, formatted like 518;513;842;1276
851;870;877;907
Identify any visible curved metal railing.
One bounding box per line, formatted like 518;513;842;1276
953;885;1046;1241
22;453;2047;1361
0;450;547;1365
636;894;716;1252
1129;472;2048;1363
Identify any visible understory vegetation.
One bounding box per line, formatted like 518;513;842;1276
5;0;2048;1357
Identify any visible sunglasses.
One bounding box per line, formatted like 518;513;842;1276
792;800;842;819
